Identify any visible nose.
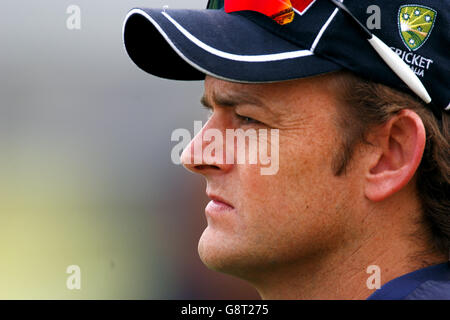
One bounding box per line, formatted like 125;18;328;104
181;120;233;175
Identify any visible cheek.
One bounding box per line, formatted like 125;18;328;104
280;130;346;214
233;128;345;244
238;127;337;209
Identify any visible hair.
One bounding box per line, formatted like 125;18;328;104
330;71;450;255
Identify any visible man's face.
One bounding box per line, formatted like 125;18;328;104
181;73;361;281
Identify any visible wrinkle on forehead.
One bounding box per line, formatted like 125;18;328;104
203;77;268;109
203;74;341;125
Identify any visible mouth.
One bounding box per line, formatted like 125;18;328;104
205;193;235;215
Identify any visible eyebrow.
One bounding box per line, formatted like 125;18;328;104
200;90;266;110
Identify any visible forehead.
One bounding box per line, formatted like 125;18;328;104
204;75;307;100
203;74;342;117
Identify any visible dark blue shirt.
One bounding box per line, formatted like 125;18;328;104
367;262;450;300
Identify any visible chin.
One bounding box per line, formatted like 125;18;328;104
198;227;235;271
197;227;267;280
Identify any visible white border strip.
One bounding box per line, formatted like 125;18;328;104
161;11;313;62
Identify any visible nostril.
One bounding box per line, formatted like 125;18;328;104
195;164;221;170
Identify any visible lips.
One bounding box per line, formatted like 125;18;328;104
206;194;234;208
205;193;235;215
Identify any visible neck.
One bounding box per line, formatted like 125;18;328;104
250;206;446;299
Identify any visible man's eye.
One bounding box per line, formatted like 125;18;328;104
236;114;260;125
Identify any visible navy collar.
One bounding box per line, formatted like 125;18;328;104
367;262;450;300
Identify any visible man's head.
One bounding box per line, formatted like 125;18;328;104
123;0;449;298
179;71;448;287
182;73;359;280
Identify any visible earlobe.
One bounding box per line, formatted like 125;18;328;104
365;110;426;202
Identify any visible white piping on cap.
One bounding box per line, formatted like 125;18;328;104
161;11;313;62
310;7;339;52
123;9;281;84
123;9;233;81
121;8;337;84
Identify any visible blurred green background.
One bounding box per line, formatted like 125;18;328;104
0;0;258;299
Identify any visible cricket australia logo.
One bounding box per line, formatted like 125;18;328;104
398;5;436;51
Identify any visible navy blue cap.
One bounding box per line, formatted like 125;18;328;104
122;0;449;116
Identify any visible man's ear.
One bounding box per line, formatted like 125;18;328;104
365;109;426;202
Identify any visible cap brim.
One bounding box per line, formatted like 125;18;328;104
122;8;342;83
